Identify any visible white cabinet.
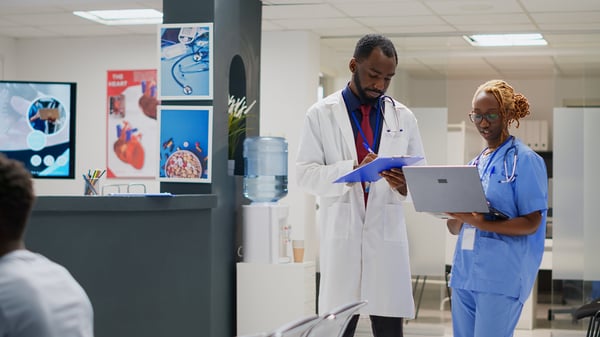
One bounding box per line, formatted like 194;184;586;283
236;262;316;336
447;121;484;165
445;122;483;265
509;119;549;151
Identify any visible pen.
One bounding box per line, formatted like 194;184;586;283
82;174;99;195
363;142;375;154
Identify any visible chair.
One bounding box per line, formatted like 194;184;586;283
268;315;323;337
306;300;368;337
412;275;427;319
442;264;452;310
574;297;600;337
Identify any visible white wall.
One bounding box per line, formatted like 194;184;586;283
0;36;17;79
3;29;599;292
407;108;448;276
260;31;320;248
553;107;600;281
2;32;598;197
409;78;557;149
325;71;600;155
5;36;158;195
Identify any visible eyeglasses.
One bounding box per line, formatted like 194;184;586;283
469;112;500;124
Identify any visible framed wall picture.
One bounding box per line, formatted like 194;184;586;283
106;69;158;178
158;23;213;100
158;105;212;183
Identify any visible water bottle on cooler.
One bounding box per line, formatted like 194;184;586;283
243;136;288;203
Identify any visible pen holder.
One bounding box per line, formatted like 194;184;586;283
83;175;101;196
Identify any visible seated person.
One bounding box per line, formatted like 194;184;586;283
0;154;94;337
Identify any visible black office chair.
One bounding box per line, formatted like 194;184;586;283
306;300;368;337
574;297;600;337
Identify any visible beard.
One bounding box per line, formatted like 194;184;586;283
353;71;383;105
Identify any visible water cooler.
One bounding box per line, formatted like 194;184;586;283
237;137;317;336
242;136;290;264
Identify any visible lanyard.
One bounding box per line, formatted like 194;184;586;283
350;100;382;153
473;136;514;176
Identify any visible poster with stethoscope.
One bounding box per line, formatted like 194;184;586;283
158;105;212;183
106;69;158;178
158;23;213;100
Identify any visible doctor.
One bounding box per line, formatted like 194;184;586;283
296;34;426;337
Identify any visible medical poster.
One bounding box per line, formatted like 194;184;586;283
158;23;213;100
106;69;158;178
158;105;212;183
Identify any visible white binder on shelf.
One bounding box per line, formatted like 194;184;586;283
527;120;540;150
539;120;549;151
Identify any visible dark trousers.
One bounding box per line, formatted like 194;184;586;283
342;314;403;337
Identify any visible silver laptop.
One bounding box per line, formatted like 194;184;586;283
403;165;508;220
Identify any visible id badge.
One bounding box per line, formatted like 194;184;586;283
461;227;475;251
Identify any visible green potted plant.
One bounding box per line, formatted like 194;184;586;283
228;95;256;174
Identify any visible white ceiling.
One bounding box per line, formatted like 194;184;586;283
1;0;599;79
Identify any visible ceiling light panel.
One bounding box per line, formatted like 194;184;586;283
464;33;547;47
73;9;163;25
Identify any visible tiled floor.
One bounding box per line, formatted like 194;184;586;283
355;314;586;337
353;280;589;337
355;318;585;337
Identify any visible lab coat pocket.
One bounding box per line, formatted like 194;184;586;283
381;131;407;154
383;204;407;242
325;203;350;240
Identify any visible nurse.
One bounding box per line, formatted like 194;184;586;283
296;34;426;337
447;79;548;337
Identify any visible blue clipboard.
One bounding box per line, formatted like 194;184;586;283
333;156;424;183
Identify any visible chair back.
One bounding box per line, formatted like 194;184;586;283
306;300;368;337
586;310;600;337
574;298;600;337
269;315;323;337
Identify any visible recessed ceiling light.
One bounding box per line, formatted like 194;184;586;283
463;33;548;47
73;9;163;26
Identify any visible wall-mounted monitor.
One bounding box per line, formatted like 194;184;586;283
0;80;76;178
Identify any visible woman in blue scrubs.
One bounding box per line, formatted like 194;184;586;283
446;79;548;337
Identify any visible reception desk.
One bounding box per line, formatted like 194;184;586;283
25;194;227;337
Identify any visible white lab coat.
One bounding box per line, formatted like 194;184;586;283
296;90;426;318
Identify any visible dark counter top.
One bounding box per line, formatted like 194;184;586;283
32;194;218;212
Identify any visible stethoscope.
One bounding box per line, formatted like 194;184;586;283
163;35;210;95
350;95;405;153
473;135;518;183
379;95;404;135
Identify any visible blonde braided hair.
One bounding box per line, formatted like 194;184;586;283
472;80;530;133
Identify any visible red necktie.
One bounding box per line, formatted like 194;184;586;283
355;104;373;205
356;104;374;163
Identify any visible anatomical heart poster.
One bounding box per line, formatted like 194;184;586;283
106;69;158;178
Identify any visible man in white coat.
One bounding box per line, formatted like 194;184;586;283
296;34;426;337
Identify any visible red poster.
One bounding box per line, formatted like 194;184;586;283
106;69;158;178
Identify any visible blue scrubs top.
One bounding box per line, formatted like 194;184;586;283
450;136;548;304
